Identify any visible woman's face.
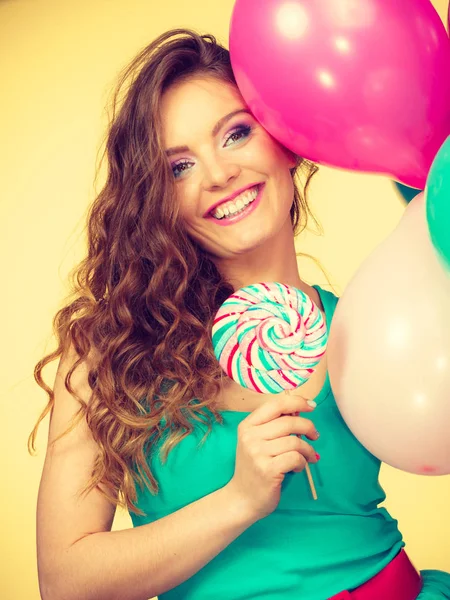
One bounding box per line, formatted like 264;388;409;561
160;75;297;259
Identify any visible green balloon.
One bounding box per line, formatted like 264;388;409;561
393;181;422;204
426;135;450;273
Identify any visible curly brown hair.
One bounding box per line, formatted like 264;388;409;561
28;28;324;516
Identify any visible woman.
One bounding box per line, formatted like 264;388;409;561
30;28;450;600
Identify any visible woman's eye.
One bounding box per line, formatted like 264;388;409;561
172;159;193;178
224;124;252;147
171;125;252;178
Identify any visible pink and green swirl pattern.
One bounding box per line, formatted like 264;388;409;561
212;282;328;393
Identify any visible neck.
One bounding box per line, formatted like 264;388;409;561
215;216;307;293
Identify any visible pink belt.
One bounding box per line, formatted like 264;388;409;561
328;550;423;600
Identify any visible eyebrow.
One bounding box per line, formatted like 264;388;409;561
164;108;252;157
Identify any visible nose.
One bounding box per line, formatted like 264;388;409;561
201;154;241;191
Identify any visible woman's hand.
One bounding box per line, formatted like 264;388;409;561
227;394;320;522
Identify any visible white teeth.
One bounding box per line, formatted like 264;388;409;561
212;186;259;219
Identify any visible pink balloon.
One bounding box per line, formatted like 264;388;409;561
327;193;450;475
230;0;450;189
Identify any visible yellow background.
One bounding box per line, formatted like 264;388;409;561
1;1;449;598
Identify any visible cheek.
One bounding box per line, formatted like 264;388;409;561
255;134;293;170
257;135;280;160
176;185;197;221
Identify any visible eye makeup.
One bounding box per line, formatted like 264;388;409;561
170;121;254;179
223;123;252;147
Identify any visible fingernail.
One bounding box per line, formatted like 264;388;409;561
315;453;321;461
307;400;317;408
314;430;320;439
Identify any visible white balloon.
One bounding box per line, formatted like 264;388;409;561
327;193;450;475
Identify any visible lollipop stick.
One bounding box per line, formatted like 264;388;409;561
286;390;318;501
303;459;318;501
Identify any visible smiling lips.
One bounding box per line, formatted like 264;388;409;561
211;185;260;219
203;183;264;227
204;183;262;217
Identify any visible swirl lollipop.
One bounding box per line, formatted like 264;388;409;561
212;282;327;393
212;282;328;500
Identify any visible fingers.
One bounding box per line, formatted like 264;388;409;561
266;435;319;464
272;451;307;475
245;393;317;427
257;415;319;441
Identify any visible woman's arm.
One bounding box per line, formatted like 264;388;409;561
39;479;253;600
37;347;256;600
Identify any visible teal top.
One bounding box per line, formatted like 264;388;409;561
129;286;448;599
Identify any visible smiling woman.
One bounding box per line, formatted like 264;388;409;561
29;28;325;600
30;24;450;600
160;75;301;265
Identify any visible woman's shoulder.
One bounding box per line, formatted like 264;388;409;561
311;284;340;312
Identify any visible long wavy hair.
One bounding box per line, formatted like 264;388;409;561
28;28;325;516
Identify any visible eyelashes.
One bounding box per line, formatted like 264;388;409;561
224;124;252;147
171;159;192;178
171;123;253;179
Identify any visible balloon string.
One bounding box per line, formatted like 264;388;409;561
286;389;318;501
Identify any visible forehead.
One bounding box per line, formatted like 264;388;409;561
160;76;246;146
